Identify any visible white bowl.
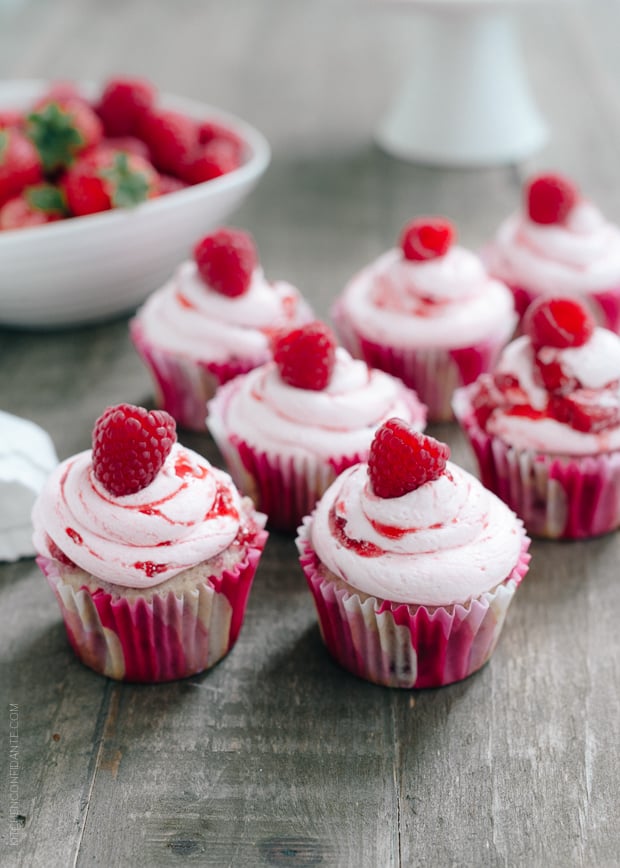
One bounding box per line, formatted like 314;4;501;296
0;80;271;328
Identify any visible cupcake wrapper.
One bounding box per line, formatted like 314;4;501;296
504;283;620;334
332;301;509;422
130;319;266;431
37;532;267;682
297;522;530;688
453;386;620;539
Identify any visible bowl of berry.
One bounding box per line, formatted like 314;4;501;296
0;76;270;328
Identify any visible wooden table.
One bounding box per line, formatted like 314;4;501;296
2;1;619;865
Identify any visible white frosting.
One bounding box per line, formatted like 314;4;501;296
207;347;426;461
488;329;620;454
485;202;620;294
310;462;524;607
336;246;516;348
133;260;313;363
0;411;58;561
32;443;247;588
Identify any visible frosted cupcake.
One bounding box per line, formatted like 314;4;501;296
32;403;268;682
207;321;427;532
331;217;517;421
296;420;530;688
453;297;620;539
484;172;620;330
130;226;313;431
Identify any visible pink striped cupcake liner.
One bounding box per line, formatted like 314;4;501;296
296;522;530;688
331;301;509;422
37;529;267;682
130;318;266;431
453;385;620;539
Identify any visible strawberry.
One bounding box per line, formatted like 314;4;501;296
550;390;620;434
32;81;88;111
97;76;156;137
101;136;151;161
368;420;450;499
526;173;579;225
194;227;258;297
136;107;197;175
26;99;103;173
523;296;594;349
179;138;240;184
63;148;159;217
272;321;336;391
159;173;189;195
0;110;23;130
0;128;43;206
0;183;68;230
197;119;245;160
92;403;176;497
400;217;455;262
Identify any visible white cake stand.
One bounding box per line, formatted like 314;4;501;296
376;0;548;166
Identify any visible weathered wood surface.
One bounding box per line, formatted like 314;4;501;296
1;1;620;866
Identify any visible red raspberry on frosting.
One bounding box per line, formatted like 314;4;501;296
526;173;579;225
272;321;336;391
194;227;258;297
400;217;455;262
368;419;450;499
92;403;177;496
523;296;594;350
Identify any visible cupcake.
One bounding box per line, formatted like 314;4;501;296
130;226;313;431
31;403;268;682
331;217;517;421
207;321;427;532
296;420;530;688
483;172;620;330
453;296;620;539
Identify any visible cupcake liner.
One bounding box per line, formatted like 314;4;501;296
504;282;620;333
453;386;620;539
332;301;509;422
296;521;530;689
130;319;265;431
37;530;267;682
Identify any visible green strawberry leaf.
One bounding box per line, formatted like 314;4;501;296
25;183;68;215
103;152;152;209
27;103;84;173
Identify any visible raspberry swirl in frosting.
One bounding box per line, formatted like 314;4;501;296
210;347;426;460
134;261;312;362
32;443;245;588
485;201;620;297
309;461;525;607
338;246;516;348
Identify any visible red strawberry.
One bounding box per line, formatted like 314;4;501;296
63;148;159;217
194;227;258;297
179;138;240;184
159;173;189;195
526;173;579;225
97;76;156;137
523;296;594;349
33;81;88;111
272;321;336;391
0;128;43;206
0;183;68;230
550;390;620;434
92;403;176;496
101;136;151;161
0;110;23;129
368;419;450;499
400;217;455;262
26;99;103;173
197;119;245;159
136;107;197;175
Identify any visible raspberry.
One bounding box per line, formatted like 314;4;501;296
194;227;258;297
92;403;176;496
550;390;620;433
97;76;156;137
400;217;455;262
272;321;336;391
523;296;594;349
368;419;450;498
526;173;579;225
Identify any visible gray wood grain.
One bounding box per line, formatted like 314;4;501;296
1;1;620;866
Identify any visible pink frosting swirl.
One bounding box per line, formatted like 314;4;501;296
133;261;313;363
309;462;525;606
32;443;249;588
